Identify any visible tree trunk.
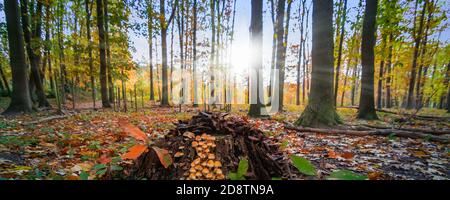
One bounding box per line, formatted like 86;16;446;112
268;0;276;99
44;3;54;95
334;0;348;105
159;0;177;106
248;0;265;117
104;0;114;105
296;0;341;127
147;0;154;101
385;33;394;108
274;0;289;112
0;64;11;95
2;0;33;115
209;0;216;106
86;0;96;109
406;0;427;109
357;0;378;120
97;0;111;108
57;0;67;104
377;34;387;109
192;0;198;106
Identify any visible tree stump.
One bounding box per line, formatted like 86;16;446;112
122;112;287;180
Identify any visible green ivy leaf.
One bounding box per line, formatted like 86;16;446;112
79;171;89;180
111;165;123;171
290;155;316;176
237;158;249;177
93;164;106;170
96;169;107;176
228;172;245;180
326;170;368;180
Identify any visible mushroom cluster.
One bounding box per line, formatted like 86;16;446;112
186;133;224;180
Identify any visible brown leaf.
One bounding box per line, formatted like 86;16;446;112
341;152;354;160
121;144;148;160
98;155;111;164
152;147;173;168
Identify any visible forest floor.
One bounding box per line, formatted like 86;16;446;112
0;97;449;180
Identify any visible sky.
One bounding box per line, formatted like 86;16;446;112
0;0;449;80
128;0;450;83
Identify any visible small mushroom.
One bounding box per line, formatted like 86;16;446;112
214;161;222;168
195;165;203;171
216;174;225;180
192;141;199;147
195;135;202;141
201;168;210;175
189;168;196;173
189;173;197;180
193;158;201;165
207;153;215;160
206;173;213;179
195;171;202;178
207;160;215;168
214;168;223;175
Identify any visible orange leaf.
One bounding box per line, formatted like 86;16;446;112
66;175;80;180
327;149;338;159
119;120;149;142
98;155;111;164
121;144;148;160
341;152;354;160
152;147;173;169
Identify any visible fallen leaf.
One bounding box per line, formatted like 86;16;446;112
327;149;338;159
152;147;173;168
119;120;149;142
368;171;383;180
174;152;184;158
183;131;195;139
98;155;111;164
341;152;354;160
121;144;148;160
412;150;428;158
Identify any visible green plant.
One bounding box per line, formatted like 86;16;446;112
228;158;249;180
326;170;368;180
290;155;316;176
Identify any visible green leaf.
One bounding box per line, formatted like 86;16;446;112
237;158;249;177
93;164;106;170
79;171;89;180
111;165;123;171
290;155;316;176
228;172;245;180
326;170;368;180
271;177;282;180
96;169;107;176
387;133;397;141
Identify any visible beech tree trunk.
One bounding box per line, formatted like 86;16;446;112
2;0;33;115
296;0;341;127
357;0;378;120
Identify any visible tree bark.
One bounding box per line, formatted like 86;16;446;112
295;0;341;127
406;0;427;109
147;0;154;101
334;0;348;105
2;0;33;115
85;0;96;109
159;0;178;106
357;0;378;120
248;0;265;117
96;0;111;108
104;0;114;105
